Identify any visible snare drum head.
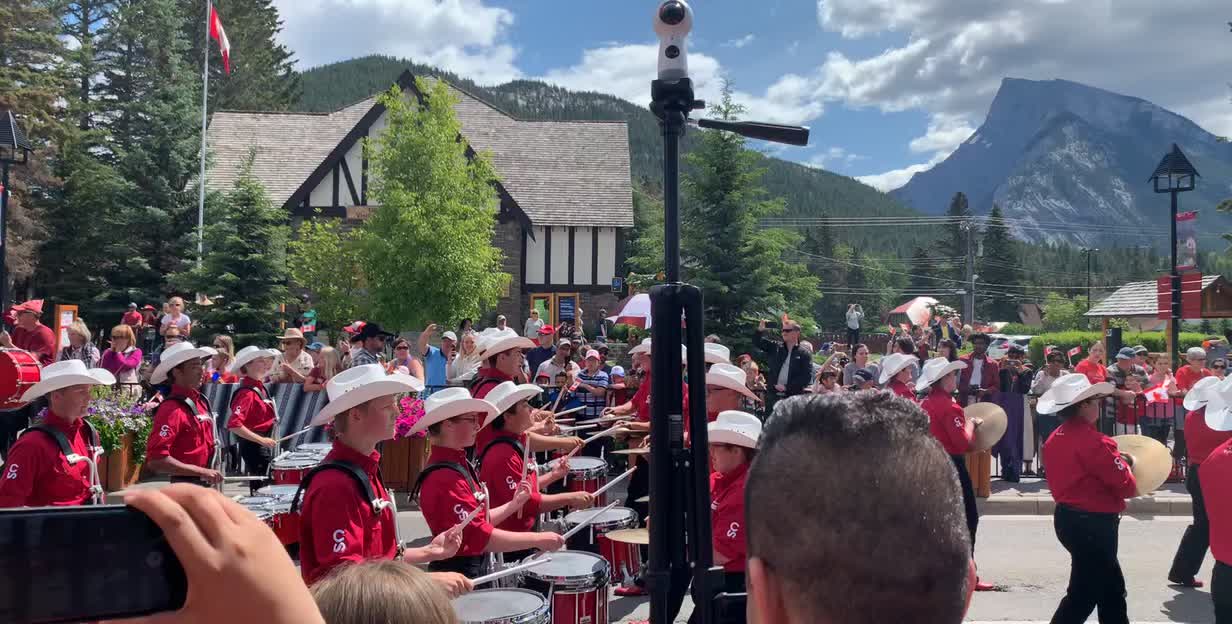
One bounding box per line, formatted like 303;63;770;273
272;457;318;470
256;484;301;499
453;588;548;623
266;500;293;514
238;495;276;508
521;550;610;589
568;456;606;471
296;442;332;454
564;506;637;531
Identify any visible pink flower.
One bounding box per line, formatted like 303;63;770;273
395;396;427;439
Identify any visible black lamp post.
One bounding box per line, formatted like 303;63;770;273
1080;248;1098;312
1150;143;1199;371
0;110;33;314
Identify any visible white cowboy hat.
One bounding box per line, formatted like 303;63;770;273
706;363;759;402
409;387;498;435
21;360;116;402
704;343;731;365
1204;377;1232;432
230;346;281;374
1182;375;1224;411
629;337;687;360
310;364;425;426
485;381;543;421
914;357;968;393
477;327;536;359
1035;373;1115;415
708;410;761;449
877;353;917;385
151;342;218;384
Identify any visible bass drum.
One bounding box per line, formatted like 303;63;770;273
0;349;40;410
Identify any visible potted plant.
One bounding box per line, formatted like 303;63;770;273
379;395;432;491
84;388;153;492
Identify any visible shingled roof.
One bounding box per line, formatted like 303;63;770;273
1085;275;1220;318
205;74;634;228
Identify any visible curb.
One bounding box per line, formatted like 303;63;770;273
978;496;1192;516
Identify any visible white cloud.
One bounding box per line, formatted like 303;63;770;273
273;0;521;84
806;146;866;170
539;43;823;126
856;153;946;192
723;34;756;49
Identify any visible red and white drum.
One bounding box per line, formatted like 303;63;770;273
265;500;301;546
562;507;637;584
453;588;549;624
600;528;647;587
270;454;318;485
0;349;40;409
520;551;609;624
564;457;608;506
256;483;300;500
236;495;276;527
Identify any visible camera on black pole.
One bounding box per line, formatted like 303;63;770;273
645;2;810;624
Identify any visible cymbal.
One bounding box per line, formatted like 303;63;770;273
965;402;1008;452
612;448;650;456
604;528;649;545
1114;434;1172;497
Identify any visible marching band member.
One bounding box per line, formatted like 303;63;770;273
0;299;57;457
704;410;761;624
1201;395;1232;622
917;356;994;592
0;361;114;507
1037;373;1136;624
146;342;222;486
479;381;593;554
412;387;566;577
295;364;469;596
227;346;281;489
706;363;761;420
1169;376;1232;588
878;353;917;401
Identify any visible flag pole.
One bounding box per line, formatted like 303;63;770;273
196;0;211;268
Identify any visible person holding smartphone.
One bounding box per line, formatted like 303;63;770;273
146;342;222;486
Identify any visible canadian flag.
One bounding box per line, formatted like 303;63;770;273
1143;383;1171;404
209;3;231;74
1068;346;1082;358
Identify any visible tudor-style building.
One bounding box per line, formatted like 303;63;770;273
205;70;634;331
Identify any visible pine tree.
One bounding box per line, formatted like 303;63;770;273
172;151;288;345
179;0;300;112
626;185;665;279
58;1;115;134
677;80;819;346
977;204;1022;321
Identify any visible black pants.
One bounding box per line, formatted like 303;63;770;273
846;328;860;351
1169;463;1209;582
0;405;32;459
429;555;486;577
238;437;273;494
685;571;747;624
1214;560;1232;623
951;454;979;551
1051;505;1128;624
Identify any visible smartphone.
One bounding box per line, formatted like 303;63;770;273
0;505;187;624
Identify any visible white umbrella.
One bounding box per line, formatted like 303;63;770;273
607;293;652;328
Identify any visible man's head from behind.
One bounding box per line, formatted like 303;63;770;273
746;392;973;624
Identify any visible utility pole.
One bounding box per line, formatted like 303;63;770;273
963;218;975;324
1081;248;1098;312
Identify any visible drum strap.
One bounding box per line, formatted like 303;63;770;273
477;437;525;468
410;461;479;504
174;395;214;420
290;460;389;516
24;422;103;503
468;376;503;396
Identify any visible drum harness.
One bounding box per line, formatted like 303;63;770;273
22;419;105;504
291;460;400;555
411;457;493;574
171;395;223;492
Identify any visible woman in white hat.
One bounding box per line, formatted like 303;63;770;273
145;342;222;486
878;353;918;401
296;364;470;598
706;410;761;621
1168;376;1232;589
0;361;114;507
478;382;592;549
412;387;566;577
227;346;281;487
1199;384;1232;621
1038;373;1136;623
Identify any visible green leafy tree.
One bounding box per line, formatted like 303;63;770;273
677;80;819;346
977;204;1022;320
287;213;364;332
179;0;300;112
172;152;288;345
1041;291;1085;332
357;80;508;331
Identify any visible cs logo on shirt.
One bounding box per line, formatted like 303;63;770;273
332;529;347;553
454;504;468;522
5;464;18;480
711;499;719;510
506;476;518;491
1113;456;1126;471
954;417;964;429
159;424;172;438
726;522;740;539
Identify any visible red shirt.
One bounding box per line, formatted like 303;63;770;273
0;411;95;507
13;322;56;366
1074;359;1107;385
478;432;541;532
299;442;397;585
1203;438;1232;564
631;374;689;422
147;386;216;469
472;366;514;454
710;462;749;573
228;377;276;434
1042;418;1137;513
420;446;495;556
122;311;142;327
1175;366;1212;406
888;379;916;401
921;388;972;455
1185;406;1232;465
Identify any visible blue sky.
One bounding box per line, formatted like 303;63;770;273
272;0;1231;191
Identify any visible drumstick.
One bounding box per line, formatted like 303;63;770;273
517;438;533;520
223;476;268;482
557;423;600;433
470;556;552;586
457;502;483;527
582;426;629;447
554;405;586;417
590;467;636;499
554;418;577;424
562;501;620;540
274;425;316;444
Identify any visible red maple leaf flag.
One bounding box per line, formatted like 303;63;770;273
209;3;231;74
1143;383;1171;404
1067;346;1082;358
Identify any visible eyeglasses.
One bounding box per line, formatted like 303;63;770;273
395;345;410;351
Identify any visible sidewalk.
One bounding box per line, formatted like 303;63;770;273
979;477;1192;516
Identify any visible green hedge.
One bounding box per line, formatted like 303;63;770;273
1027;332;1208;366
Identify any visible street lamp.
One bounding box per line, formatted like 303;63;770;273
0;110;33;313
1150;143;1199;371
1080;248;1098;312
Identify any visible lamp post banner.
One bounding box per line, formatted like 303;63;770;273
1176;210;1197;270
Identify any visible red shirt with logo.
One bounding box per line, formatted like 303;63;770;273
1185;406;1232;465
471;366;513;454
888;379;916;402
146;386;216;468
1203;438;1232;564
0;411;94;507
227;377;276;434
710;462;749;573
299;442;396;585
921;388;972;456
478;432;542;532
420;446;495;556
1042;418;1137;513
631;374;689;422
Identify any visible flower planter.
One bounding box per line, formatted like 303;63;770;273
105;433;143;492
379;436;431;492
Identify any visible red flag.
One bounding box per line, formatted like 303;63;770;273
209;3;231;74
1067;346;1082;357
1143;384;1170;404
1044;346;1054;356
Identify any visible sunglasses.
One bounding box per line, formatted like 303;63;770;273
395;345;410;351
782;328;799;334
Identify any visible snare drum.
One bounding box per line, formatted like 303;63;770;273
0;349;40;410
270;456;319;485
564;457;608;506
237;495;276;523
453;588;550;624
256;483;301;500
563;507;638;582
520;551;609;624
265;500;301;546
295;442;332;456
